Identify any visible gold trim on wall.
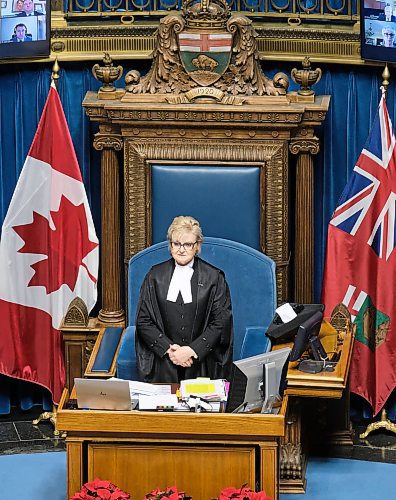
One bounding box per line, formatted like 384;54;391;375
49;22;363;64
0;8;354;66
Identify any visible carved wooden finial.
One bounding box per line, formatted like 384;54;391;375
63;297;89;327
291;57;322;96
92;53;123;93
330;303;351;333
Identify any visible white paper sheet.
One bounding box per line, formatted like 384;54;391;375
138;394;178;410
275;303;297;323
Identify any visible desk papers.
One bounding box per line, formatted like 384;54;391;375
138;394;178;410
180;378;227;400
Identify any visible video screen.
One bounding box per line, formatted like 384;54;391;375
0;0;50;59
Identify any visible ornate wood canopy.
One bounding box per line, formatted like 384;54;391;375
83;0;329;324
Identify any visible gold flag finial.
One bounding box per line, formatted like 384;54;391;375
52;57;60;89
382;64;390;99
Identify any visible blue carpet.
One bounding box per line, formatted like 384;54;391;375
281;457;396;500
0;453;394;499
0;451;66;500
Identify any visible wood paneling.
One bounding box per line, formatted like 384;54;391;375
88;444;256;499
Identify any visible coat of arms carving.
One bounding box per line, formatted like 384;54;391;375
124;0;289;102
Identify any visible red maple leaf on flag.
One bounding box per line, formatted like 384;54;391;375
13;196;98;294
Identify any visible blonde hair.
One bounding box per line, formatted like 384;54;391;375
167;216;203;246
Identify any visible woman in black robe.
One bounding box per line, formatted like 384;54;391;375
136;216;233;383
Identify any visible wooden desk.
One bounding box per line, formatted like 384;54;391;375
57;391;288;500
279;328;354;493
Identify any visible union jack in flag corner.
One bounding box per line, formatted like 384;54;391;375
321;91;396;416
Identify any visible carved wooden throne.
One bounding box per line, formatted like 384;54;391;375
83;0;329;325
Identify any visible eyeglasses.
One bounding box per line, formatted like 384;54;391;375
171;241;197;251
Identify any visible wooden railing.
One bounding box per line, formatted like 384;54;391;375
64;0;359;23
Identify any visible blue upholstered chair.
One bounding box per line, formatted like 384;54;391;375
116;237;276;381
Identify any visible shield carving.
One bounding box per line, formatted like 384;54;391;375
178;31;232;86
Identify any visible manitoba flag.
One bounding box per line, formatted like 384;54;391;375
0;83;99;404
321;93;396;416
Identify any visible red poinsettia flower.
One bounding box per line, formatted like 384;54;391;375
219;484;272;500
143;485;190;499
70;478;130;499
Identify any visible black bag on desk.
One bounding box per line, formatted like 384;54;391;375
265;303;325;345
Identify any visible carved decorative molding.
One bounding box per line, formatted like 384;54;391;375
46;23;363;65
255;27;360;43
85;339;96;365
93;135;123;151
124;137;289;301
280;442;303;480
289;138;320;155
63;297;89;327
124;0;289;98
104;107;302;124
52;26;157;39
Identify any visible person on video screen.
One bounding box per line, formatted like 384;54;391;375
381;26;396;47
10;23;32;42
15;0;25;12
379;4;396;21
17;0;44;16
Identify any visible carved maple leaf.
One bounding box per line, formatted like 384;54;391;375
13;196;98;294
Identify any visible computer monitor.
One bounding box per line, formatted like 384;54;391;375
289;310;324;362
0;0;50;60
226;347;291;413
360;0;396;64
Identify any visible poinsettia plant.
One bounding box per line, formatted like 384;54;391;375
219;484;272;500
143;486;191;499
70;478;130;499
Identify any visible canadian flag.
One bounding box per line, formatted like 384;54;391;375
0;84;99;404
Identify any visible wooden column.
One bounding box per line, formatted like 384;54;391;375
93;130;125;325
290;137;320;304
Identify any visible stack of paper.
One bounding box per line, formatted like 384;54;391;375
109;378;171;399
179;378;227;401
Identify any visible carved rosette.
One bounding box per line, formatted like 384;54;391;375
93;135;123;151
289;138;320;156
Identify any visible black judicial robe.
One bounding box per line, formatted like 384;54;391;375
135;257;233;383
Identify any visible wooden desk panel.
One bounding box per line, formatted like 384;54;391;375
88;444;256;499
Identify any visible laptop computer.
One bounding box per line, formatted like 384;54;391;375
74;378;133;411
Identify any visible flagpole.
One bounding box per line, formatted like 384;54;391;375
32;58;63;438
359;65;396;439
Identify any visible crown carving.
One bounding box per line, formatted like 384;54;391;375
182;0;230;29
